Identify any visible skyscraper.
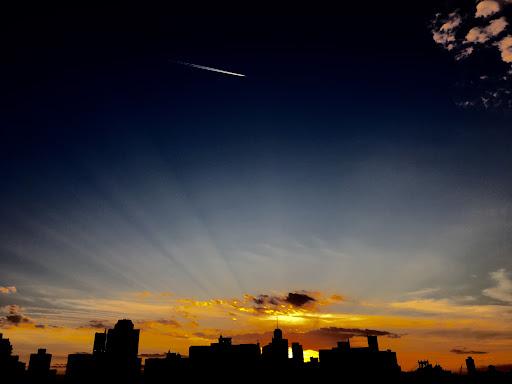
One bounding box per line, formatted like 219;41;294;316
466;356;477;376
93;330;106;356
368;335;379;352
291;342;304;365
262;328;289;365
0;333;25;379
106;319;140;359
28;348;52;380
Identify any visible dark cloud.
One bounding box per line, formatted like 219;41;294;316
81;320;110;329
252;291;316;310
423;328;512;340
5;314;29;324
307;327;401;340
193;332;215;339
284;292;315;307
135;319;182;330
35;324;45;328
0;305;31;326
154;319;181;327
253;295;280;306
450;348;488;354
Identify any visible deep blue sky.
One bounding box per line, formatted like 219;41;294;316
1;4;512;303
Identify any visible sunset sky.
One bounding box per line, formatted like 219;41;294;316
2;2;512;372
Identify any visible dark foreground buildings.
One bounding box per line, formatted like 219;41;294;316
189;335;261;369
1;319;511;383
66;319;141;383
319;334;400;377
0;333;25;380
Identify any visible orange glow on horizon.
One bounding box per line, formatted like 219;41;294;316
1;289;511;372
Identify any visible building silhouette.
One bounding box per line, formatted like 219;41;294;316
0;333;25;380
144;351;186;382
319;335;400;378
466;356;477;376
105;319;140;358
405;359;453;382
93;330;106;355
66;353;95;382
66;319;141;383
189;335;260;369
28;348;54;381
291;342;304;366
1;317;507;383
262;327;289;366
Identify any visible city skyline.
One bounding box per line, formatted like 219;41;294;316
2;1;512;375
1;318;505;376
1;288;511;372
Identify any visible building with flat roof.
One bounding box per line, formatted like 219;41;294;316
319;335;400;378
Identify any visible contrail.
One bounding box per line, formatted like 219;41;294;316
171;60;245;77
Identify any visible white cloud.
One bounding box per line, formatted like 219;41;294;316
476;1;501;18
482;268;512;303
405;287;440;298
0;286;16;294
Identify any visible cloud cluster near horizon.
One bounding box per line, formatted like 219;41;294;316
0;305;31;326
0;273;511;370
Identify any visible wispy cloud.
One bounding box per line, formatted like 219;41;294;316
80;320;111;329
450;347;488;354
483;268;512;304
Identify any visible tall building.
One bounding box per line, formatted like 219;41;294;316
28;348;52;380
102;319;141;381
262;328;289;365
367;335;379;352
106;319;140;359
68;319;142;382
291;342;304;365
93;330;107;356
466;356;477;376
0;333;25;379
0;333;13;358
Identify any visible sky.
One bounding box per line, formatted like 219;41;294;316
1;2;512;372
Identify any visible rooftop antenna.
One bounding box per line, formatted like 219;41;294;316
276;316;279;329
